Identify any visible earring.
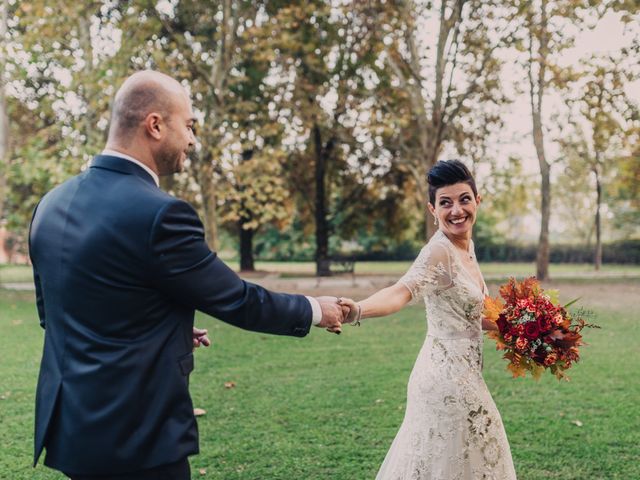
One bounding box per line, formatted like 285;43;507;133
433;217;438;225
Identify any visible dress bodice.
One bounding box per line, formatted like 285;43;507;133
399;230;487;340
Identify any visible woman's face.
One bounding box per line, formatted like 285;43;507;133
428;182;481;238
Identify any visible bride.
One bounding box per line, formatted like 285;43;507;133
340;160;517;479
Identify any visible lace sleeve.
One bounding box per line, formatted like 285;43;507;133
398;242;453;302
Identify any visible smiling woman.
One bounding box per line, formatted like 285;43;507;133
427;160;485;291
427;159;480;238
338;159;517;480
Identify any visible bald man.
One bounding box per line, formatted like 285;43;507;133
29;71;347;479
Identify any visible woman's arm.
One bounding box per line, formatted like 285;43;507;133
341;281;412;322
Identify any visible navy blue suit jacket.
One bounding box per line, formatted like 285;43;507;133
29;155;312;475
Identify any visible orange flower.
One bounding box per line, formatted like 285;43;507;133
553;313;564;326
544;353;558;366
515;337;528;351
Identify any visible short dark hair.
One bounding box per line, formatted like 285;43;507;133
427;159;477;205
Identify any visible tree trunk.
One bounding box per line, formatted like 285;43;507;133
0;0;8;222
594;166;602;271
533;115;550;280
239;222;255;272
530;0;550;281
313;124;330;277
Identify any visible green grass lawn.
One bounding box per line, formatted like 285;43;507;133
0;283;638;479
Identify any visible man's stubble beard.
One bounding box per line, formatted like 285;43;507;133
156;145;183;176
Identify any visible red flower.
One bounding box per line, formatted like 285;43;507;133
496;315;508;334
524;321;540;340
537;315;552;332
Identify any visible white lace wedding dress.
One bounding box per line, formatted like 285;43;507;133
376;230;517;480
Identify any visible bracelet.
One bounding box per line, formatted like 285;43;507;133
351;304;362;327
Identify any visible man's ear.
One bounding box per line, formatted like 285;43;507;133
144;113;163;140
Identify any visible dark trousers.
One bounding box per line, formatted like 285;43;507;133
65;458;190;480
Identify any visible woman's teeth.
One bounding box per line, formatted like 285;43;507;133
450;217;466;224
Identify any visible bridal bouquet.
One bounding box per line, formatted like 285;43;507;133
483;277;599;380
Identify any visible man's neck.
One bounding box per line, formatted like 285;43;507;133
102;146;160;187
104;144;157;171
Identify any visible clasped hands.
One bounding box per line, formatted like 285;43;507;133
315;296;360;334
191;296;360;346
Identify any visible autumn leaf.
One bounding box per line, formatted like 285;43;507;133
486;330;506;350
507;362;527;378
224;381;236;389
531;363;545;381
193;408;207;417
483;295;504;323
499;278;517;302
517;276;540;299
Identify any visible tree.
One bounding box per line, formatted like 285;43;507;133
377;0;515;240
515;0;627;278
610;137;640;238
265;2;394;275
3;1;152;242
145;0;278;252
482;156;536;242
561;54;639;267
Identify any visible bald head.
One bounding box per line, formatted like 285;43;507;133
108;70;188;144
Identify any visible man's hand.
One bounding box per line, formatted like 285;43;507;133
314;296;345;334
193;326;211;349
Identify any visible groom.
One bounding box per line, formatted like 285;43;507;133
29;70;347;480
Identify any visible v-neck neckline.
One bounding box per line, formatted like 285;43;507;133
437;231;486;295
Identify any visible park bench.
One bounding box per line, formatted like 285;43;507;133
314;256;357;286
328;256;356;277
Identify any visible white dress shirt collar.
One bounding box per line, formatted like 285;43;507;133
101;149;160;187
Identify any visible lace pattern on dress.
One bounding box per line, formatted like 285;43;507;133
398;241;454;305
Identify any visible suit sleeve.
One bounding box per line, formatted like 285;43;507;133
148;199;312;337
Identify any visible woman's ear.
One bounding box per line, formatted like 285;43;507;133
427;202;436;216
